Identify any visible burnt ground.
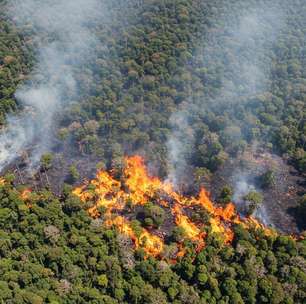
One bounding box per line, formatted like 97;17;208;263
2;139;102;195
2;139;305;234
209;148;305;234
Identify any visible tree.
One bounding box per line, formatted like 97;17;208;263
97;274;108;288
142;203;165;228
68;164;80;183
40;153;54;171
244;191;263;215
259;170;275;189
171;226;186;242
219;186;233;204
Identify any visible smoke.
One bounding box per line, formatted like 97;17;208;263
232;172;272;227
166;3;284;187
222;8;284;98
254;204;271;227
200;4;285;114
0;0;107;170
167;108;194;187
232;176;256;208
233;173;273;226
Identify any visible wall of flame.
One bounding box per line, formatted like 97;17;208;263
72;155;276;259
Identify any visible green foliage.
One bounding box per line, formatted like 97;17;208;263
0;181;303;303
172;226;186;242
68;164;80;183
219;186;233;204
244;191;264;215
40;153;54;171
97;274;108;288
0;0;305;303
260;170;276;189
1;0;306;180
0;9;33;120
142;202;165;228
244;191;264;205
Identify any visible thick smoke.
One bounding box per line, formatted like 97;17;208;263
0;0;106;170
166;3;284;187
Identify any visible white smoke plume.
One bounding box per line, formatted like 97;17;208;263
254;204;271;227
233;173;272;227
232;176;256;207
0;0;107;170
166;3;284;187
167;109;194;187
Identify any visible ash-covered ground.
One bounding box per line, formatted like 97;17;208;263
2;142;305;235
210;148;305;234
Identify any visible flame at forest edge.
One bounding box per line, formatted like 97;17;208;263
72;155;276;259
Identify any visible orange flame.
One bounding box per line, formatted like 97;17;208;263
105;216;164;257
21;189;32;201
73;155;276;259
124;156;163;205
198;188;214;213
172;203;206;252
20;188;33;208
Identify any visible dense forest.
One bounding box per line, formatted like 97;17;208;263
0;165;305;303
0;0;306;303
1;0;306;171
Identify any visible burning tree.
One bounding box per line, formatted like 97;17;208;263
73;155;275;260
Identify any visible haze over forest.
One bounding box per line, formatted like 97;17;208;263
0;0;305;303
